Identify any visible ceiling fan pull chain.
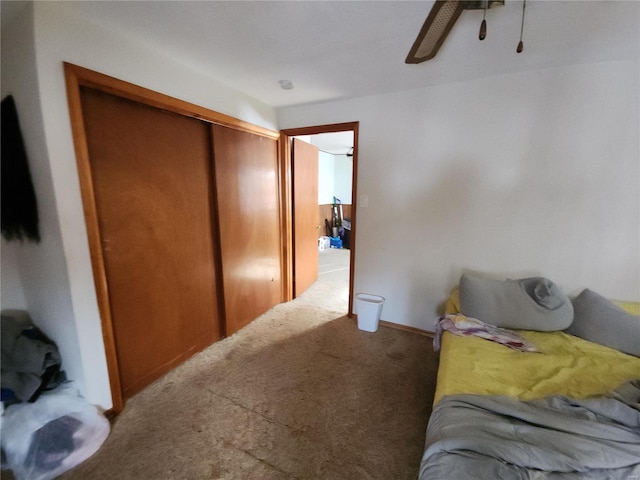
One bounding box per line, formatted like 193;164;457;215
517;0;527;53
479;0;488;40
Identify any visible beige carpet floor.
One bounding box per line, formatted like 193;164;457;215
58;253;438;480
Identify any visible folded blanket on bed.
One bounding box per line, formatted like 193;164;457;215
434;314;538;352
420;380;640;480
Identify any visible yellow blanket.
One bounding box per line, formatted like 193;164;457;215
433;330;640;405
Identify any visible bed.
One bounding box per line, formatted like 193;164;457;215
419;278;640;479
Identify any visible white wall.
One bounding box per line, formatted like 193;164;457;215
318;151;336;204
334;154;353;205
318;152;352;205
279;61;640;331
1;3;85;395
1;2;278;409
1;241;27;310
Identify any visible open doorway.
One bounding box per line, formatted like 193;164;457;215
281;122;358;316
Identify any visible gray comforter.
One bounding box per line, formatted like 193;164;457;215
419;380;640;479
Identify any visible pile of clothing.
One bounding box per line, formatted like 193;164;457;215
1;310;109;480
1;310;66;405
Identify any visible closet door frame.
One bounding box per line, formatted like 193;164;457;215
64;63;284;414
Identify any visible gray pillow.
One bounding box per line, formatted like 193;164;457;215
459;274;574;331
566;289;640;357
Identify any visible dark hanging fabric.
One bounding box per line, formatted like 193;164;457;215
1;95;40;242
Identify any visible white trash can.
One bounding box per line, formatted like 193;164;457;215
355;293;385;332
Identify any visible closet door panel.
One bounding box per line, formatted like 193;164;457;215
81;88;222;398
212;125;282;335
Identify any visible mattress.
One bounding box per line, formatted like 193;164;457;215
423;288;640;479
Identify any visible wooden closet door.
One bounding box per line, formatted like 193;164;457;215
211;125;282;335
81;88;223;398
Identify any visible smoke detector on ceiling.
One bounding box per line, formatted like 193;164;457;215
278;79;294;90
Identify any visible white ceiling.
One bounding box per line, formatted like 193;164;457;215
51;0;637;110
309;131;354;155
2;1;637;154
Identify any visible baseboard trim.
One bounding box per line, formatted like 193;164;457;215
352;314;434;338
379;320;434;338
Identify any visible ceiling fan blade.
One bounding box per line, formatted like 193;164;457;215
405;0;464;64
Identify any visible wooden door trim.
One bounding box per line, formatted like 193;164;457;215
64;63;281;414
64;64;124;414
280;122;359;317
64;63;280;140
278;135;293;301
